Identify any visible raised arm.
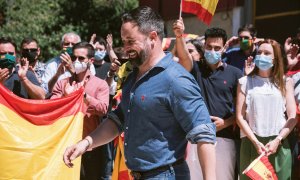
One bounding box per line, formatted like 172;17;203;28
173;18;193;72
18;58;46;99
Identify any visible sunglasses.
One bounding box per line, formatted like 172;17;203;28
239;36;251;40
0;52;14;56
22;48;38;52
71;55;87;61
63;42;76;46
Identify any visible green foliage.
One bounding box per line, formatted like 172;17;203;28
0;0;138;61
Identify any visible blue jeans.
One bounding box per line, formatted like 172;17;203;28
137;161;190;180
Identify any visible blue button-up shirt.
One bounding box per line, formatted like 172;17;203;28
108;53;216;171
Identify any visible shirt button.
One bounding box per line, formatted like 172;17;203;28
125;143;127;146
128;109;130;112
126;127;128;130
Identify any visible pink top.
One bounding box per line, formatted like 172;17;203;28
51;70;109;137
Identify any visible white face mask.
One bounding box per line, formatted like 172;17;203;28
73;60;88;74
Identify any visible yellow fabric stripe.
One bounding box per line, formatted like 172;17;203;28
184;0;218;14
251;161;273;178
0;104;84;180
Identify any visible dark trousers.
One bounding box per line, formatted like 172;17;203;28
80;142;114;180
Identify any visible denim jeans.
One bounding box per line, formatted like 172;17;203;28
135;161;190;180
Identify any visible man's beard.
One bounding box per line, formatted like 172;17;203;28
128;44;150;67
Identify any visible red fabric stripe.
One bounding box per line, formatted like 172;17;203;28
260;156;278;179
0;84;84;125
118;170;131;180
245;168;264;179
182;1;213;25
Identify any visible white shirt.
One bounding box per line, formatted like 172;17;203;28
239;75;286;137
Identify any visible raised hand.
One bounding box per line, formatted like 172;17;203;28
224;36;239;49
0;68;10;84
89;33;97;48
60;52;75;74
106;34;113;51
244;56;255;75
18;58;29;80
173;17;185;38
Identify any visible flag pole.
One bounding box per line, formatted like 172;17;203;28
179;0;182;18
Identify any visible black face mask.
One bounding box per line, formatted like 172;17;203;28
22;51;37;63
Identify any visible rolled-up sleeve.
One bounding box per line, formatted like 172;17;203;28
186;123;216;144
169;73;216;144
107;105;124;133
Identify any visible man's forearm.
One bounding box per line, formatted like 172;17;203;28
21;77;46;99
87;118;120;149
197;142;216;180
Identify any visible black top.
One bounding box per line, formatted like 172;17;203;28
191;61;243;139
94;61;111;80
4;66;41;99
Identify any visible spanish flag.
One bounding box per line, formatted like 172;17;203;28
243;154;278;180
0;84;85;179
182;0;219;25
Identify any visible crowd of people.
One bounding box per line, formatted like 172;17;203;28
0;5;300;180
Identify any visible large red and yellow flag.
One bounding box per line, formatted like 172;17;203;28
0;84;85;179
243;154;278;180
182;0;219;25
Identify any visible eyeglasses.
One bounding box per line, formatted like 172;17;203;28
22;48;38;52
63;42;76;46
239;36;252;40
71;55;87;61
0;52;14;56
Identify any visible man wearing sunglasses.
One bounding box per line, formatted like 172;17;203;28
42;32;95;96
50;42;109;180
223;24;259;73
20;37;45;83
0;37;45;99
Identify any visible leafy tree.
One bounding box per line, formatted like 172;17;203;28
0;0;138;61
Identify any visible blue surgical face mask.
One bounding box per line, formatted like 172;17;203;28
204;50;222;65
254;54;273;71
94;50;106;61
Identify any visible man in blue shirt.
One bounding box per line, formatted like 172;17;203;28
63;6;216;180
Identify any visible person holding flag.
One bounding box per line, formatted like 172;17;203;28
236;39;297;179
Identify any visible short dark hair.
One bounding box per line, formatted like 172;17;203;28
0;37;17;52
238;24;257;38
94;36;107;49
204;27;227;45
20;37;39;48
73;42;95;59
122;6;164;40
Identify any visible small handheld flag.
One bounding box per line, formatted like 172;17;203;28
243;153;278;180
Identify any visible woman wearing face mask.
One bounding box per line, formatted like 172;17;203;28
236;39;297;179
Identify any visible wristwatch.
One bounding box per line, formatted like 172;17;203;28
107;71;115;78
